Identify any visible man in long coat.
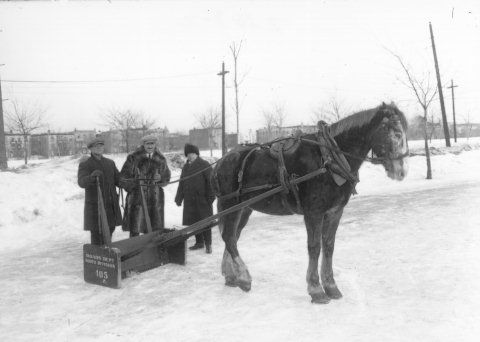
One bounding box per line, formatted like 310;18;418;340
78;137;123;245
175;143;215;253
120;135;171;237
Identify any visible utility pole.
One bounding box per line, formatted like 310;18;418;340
447;79;459;142
429;22;451;147
217;62;229;156
0;68;8;170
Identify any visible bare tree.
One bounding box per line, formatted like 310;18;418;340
461;113;473;141
139;116;157;136
102;107;147;153
196;106;221;129
262;103;287;141
390;50;437;180
230;40;248;143
426;113;441;142
0;78;8;170
271;103;286;129
262;110;275;141
196;106;221;156
312;96;351;124
5;99;46;165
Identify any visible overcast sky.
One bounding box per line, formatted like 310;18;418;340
1;0;479;139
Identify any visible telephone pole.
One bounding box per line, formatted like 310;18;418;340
217;62;229;156
429;22;451;147
447;79;459;142
0;68;8;170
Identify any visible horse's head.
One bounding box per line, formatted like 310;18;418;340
370;104;409;181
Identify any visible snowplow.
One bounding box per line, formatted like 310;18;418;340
83;128;358;289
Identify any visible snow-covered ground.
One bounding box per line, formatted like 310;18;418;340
1;138;480;341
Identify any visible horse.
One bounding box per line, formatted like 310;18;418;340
212;102;409;304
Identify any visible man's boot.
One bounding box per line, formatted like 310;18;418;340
189;242;204;250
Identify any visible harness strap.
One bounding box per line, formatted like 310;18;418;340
276;140;301;214
289;173;303;214
315;122;359;188
236;146;262;200
219;183;278;201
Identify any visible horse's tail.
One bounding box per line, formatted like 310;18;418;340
211;146;254;198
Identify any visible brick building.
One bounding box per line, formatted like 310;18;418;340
188;128;238;151
73;129;97;154
167;133;189;152
4;132;30;159
103;127;170;154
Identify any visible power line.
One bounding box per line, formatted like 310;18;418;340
1;71;216;84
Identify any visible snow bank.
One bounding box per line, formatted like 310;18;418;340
1;141;480;341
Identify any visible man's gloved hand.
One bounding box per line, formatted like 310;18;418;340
175;200;182;207
125;181;137;193
91;170;103;180
153;172;162;183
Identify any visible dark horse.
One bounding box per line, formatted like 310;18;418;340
213;103;409;304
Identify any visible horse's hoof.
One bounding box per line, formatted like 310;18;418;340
310;293;331;304
237;280;251;292
225;277;237;287
325;286;343;300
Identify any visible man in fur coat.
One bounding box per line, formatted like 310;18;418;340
78;137;123;245
120;135;171;237
175;143;215;253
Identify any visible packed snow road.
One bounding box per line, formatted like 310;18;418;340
1;180;479;342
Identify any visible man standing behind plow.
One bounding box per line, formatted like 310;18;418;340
78;136;123;245
120;135;171;237
175;143;215;254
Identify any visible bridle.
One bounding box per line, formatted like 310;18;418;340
368;114;410;165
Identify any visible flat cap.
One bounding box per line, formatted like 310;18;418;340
141;134;158;143
87;137;105;149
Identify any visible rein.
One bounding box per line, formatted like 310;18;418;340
119;137;292;186
299;138;409;165
120;130;409;187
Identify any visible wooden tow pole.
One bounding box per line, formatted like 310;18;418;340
140;166;329;250
96;177;112;246
138;178;153;233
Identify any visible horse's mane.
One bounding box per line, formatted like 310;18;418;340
329;103;407;137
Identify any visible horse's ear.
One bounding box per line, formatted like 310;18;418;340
317;120;328;129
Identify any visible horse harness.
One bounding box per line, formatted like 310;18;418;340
218;121;359;213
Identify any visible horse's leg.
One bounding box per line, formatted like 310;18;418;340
321;207;344;299
235;207;253;239
304;213;330;304
220;207;240;287
220;206;253;291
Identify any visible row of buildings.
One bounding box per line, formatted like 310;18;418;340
6;120;480;160
4;127;238;159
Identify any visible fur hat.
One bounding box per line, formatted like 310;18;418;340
184;143;199;156
141;134;158;144
87;136;105;149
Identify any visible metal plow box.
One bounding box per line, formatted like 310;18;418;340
83;233;186;289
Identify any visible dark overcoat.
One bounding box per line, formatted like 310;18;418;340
120;147;171;233
175;157;214;225
77;155;123;231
